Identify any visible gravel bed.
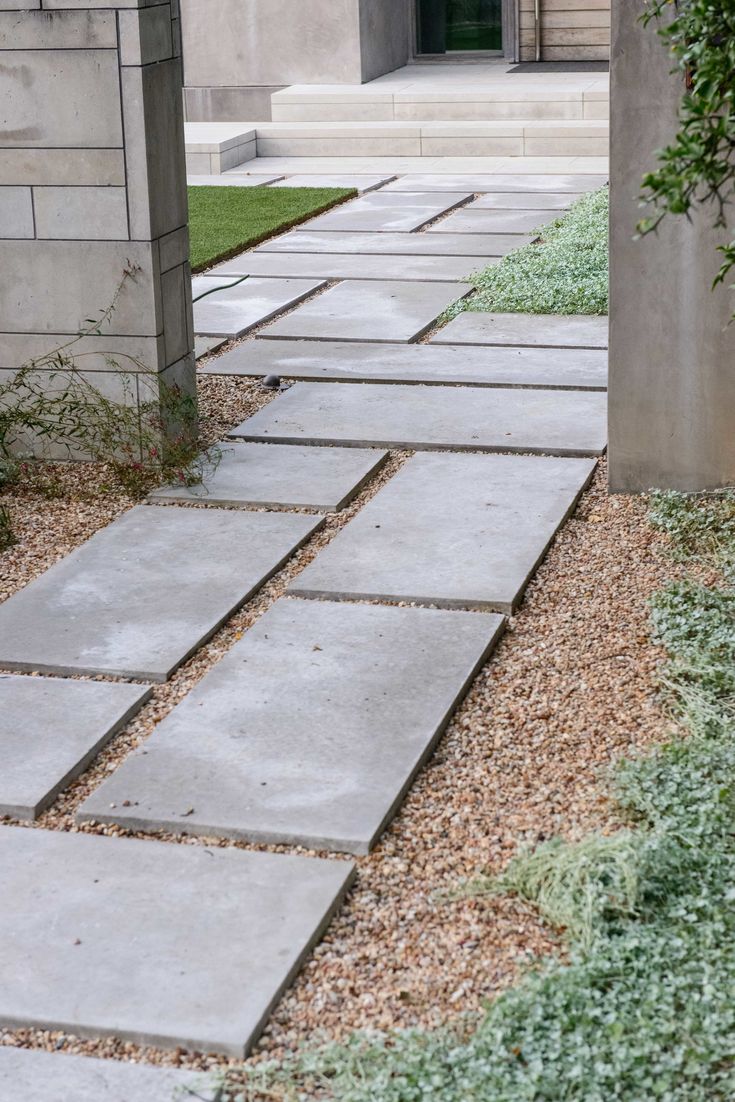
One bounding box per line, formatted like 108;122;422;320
0;376;275;605
0;459;681;1079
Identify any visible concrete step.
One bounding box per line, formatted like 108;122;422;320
185;120;609;169
271;84;609;124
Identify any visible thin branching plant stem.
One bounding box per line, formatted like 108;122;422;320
0;266;218;497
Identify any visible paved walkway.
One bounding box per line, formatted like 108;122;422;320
0;165;608;1094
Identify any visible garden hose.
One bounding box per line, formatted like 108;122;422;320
191;275;250;303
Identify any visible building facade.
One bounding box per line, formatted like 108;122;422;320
181;0;611;121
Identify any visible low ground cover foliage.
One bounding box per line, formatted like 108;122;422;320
444;186;609;321
188;186;355;271
218;486;735;1102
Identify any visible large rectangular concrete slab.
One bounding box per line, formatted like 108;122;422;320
209;251;486;283
0;828;354;1055
192;275;325;337
0;675;152;820
300;190;472;232
382;173;608;192
434;311;609;349
230;382;608;456
428;208;553;235
188;174;284;187
201;339;608;390
149;442;388;511
259;280;471;344
0;506;322;681
290;453;597;612
271;174;395;192
471;192;582;210
257;229;530;257
79;600;504;854
0;1048;219;1102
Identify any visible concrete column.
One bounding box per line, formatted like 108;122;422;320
0;0;195;456
608;0;735;492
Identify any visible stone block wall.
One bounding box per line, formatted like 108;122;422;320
0;0;195;455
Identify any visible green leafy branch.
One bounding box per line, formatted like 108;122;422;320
638;0;735;300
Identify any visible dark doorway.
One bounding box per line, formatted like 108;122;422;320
417;0;503;54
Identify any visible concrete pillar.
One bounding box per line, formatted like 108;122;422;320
0;0;195;456
608;0;735;492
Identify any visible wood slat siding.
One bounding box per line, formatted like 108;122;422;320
518;0;611;61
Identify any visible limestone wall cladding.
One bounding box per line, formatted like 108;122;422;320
519;0;611;62
608;0;735;492
0;0;195;447
180;0;411;122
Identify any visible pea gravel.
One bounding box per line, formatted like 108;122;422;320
0;457;681;1080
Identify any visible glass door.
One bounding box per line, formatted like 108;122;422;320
417;0;503;54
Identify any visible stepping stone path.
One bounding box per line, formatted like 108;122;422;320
428;207;555;235
203;338;608;390
149;442;388;511
258;228;531;256
0;505;321;680
230;381;608;456
0;1047;219;1102
0;170;610;1070
210;251;487;283
259;279;471;343
195;334;226;359
290;453;596;612
382;173;608;192
0;828;354;1055
0;675;151;820
300;190;472;232
80;600;504;853
434;310;609;349
471;191;582;210
267;174;396;192
192;274;325;337
188;173;284;187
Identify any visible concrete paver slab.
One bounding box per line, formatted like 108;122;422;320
230;381;608;456
0;827;354;1055
0;506;322;681
79;600;504;854
188;174;284;187
271;174;395;192
149;442;388;511
433;311;609;349
470;191;583;210
0;1048;219;1102
300;190;472;232
290;453;596;612
195;335;226;359
192;275;325;337
382;173;608;192
428;208;553;234
210;251;485;282
0;675;152;820
202;339;608;390
259;280;471;343
257;229;528;256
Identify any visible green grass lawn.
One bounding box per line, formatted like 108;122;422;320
187;185;355;272
445;186;609;321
